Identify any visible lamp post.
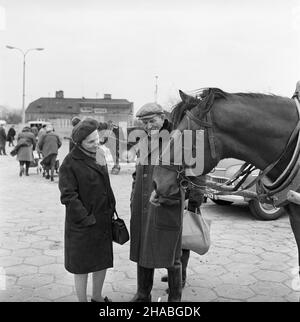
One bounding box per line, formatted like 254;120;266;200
6;45;44;125
154;75;158;103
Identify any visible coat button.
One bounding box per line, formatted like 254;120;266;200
143;174;147;178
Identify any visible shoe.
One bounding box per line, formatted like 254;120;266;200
51;177;54;182
91;296;112;302
46;175;50;179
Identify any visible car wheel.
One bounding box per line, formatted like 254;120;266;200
211;199;233;206
248;199;285;220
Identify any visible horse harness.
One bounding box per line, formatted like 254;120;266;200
159;96;300;208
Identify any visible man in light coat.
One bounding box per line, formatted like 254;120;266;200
130;102;185;302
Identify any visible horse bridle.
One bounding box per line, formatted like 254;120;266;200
158;105;218;192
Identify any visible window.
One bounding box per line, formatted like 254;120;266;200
94;108;107;114
80;107;93;113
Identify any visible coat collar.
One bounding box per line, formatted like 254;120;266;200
71;146;107;176
71;146;87;160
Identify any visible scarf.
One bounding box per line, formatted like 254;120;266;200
77;145;107;166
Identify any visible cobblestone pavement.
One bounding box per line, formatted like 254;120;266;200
0;141;300;302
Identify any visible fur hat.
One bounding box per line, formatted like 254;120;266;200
71;117;99;144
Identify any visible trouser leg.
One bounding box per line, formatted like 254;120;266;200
19;161;24;176
167;259;182;302
161;249;190;288
181;249;190;287
50;155;56;181
130;265;154;302
25;161;30;176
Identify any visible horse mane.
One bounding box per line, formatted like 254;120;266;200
171;88;292;127
171;88;227;127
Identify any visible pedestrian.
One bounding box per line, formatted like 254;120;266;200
7;125;16;147
130;102;184;302
31;126;39;139
58;117;116;302
0;124;7;155
69;116;81;151
37;125;47;158
38;124;62;181
16;126;36;176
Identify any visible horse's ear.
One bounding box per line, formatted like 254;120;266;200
179;90;198;104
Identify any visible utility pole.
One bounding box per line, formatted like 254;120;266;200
6;45;44;125
154;75;158;103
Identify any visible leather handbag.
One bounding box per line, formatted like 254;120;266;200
112;210;129;245
182;209;211;255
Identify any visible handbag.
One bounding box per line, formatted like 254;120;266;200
112;210;129;245
182;209;211;255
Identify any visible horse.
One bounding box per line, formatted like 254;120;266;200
152;87;300;286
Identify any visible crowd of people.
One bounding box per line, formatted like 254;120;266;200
58;103;204;303
0;123;62;180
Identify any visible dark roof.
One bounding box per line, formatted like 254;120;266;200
26;97;133;114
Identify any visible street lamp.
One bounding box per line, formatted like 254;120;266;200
154;75;158;103
6;45;44;125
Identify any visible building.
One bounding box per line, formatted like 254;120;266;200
25;90;134;127
0;105;9;119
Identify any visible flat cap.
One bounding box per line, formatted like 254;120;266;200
71;117;99;144
136;102;164;120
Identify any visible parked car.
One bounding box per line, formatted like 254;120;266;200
27;121;52;131
205;158;285;220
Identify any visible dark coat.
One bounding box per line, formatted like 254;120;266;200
7;127;16;141
38;132;62;158
130;120;184;268
0;127;6;147
16;131;36;162
58;146;116;274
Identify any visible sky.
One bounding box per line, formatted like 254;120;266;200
0;0;300;113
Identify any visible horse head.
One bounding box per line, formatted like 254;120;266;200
153;89;223;199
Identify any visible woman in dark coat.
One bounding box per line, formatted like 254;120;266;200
16;126;36;176
58;118;116;302
7;125;16;146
